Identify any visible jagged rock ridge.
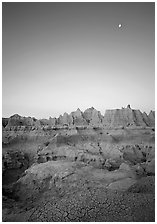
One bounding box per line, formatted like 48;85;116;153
3;105;155;129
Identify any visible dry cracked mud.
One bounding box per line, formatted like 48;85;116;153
2;160;155;222
3;177;155;222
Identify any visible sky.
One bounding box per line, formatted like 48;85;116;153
2;2;155;118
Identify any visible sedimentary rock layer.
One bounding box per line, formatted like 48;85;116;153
3;105;155;129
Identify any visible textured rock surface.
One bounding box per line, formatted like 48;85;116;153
9;160;146;202
2;105;155;222
6;114;38;127
2;151;28;171
2;118;9;128
122;145;145;164
106;178;137;191
145;158;155;175
57;112;73;126
127;176;155;194
148;110;155;126
3;165;155;222
142;112;151;126
13;161;76;201
103;108;135;127
2;151;29;186
102;106;152;128
49;117;57;126
83;107;103;126
70;108;88;126
3;106;155;130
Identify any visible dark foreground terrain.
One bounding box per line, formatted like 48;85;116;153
2;106;155;221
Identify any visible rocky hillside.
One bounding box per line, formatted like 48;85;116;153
2;105;155;130
2;105;155;222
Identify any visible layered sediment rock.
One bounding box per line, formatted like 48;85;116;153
3;105;155;131
102;105;154;128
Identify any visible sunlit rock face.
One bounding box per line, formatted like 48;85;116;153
83;107;103;127
102;105;154;128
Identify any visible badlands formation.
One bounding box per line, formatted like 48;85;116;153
2;105;155;222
